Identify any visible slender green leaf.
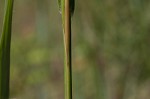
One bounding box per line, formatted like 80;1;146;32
0;0;14;99
58;0;75;99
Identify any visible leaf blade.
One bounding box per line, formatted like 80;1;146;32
0;0;14;98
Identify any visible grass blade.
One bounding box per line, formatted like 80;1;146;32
58;0;75;99
64;0;72;98
0;0;14;98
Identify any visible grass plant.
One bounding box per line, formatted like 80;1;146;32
58;0;75;99
0;0;14;98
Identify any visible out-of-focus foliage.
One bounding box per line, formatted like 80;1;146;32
0;0;150;99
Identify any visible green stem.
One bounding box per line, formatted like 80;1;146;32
0;0;14;99
64;0;72;99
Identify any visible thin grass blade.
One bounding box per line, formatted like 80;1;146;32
58;0;75;99
0;0;14;99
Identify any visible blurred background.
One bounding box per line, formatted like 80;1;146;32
0;0;150;99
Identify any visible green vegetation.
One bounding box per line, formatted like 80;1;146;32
0;0;150;99
58;0;75;99
0;0;14;99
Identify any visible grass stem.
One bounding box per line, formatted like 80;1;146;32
64;0;72;99
0;0;14;99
